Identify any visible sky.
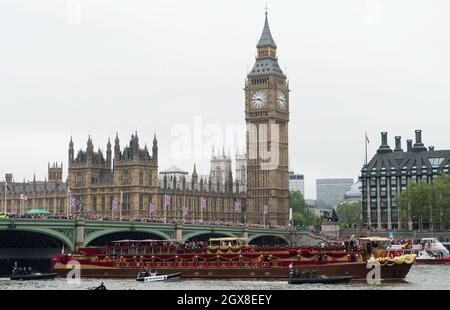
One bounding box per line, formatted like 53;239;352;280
1;0;450;199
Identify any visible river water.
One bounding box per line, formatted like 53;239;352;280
0;265;449;290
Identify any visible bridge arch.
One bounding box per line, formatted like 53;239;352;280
0;227;74;252
183;231;238;243
84;228;172;247
248;234;290;246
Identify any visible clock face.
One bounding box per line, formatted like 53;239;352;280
250;91;267;109
277;91;287;109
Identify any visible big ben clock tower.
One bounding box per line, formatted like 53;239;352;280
245;11;289;226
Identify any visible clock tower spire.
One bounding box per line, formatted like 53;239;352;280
245;10;290;226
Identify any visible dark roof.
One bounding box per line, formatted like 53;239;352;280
75;150;105;164
248;58;286;78
257;13;277;48
120;147;151;161
363;149;450;177
0;182;66;194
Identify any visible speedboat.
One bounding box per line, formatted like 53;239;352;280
136;270;182;282
10;270;58;281
288;270;353;284
413;238;450;264
10;262;58;280
416;250;450;265
289;275;353;284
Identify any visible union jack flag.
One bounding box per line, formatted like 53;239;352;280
234;201;241;213
149;203;156;214
20;194;28;201
182;206;189;217
112;200;118;210
200;197;207;210
70;197;77;209
164;194;171;207
263;205;269;215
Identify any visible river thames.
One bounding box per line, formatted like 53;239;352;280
0;265;449;290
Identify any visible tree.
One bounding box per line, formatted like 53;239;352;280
289;191;320;228
396;175;450;231
397;180;431;230
336;201;362;229
433;175;450;230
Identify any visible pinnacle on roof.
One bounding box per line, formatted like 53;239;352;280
257;10;277;49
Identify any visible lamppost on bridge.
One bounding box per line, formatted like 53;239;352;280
76;198;84;221
243;206;248;228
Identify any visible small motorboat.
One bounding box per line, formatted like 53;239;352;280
136;270;182;282
10;263;58;281
10;270;58;281
288;270;353;285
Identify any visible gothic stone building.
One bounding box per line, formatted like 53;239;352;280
67;133;245;223
0;164;67;214
1;12;290;226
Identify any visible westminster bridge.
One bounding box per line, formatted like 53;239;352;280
0;218;331;258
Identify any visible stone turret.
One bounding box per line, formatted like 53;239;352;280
114;133;120;160
48;162;63;183
152;134;158;163
106;138;112;168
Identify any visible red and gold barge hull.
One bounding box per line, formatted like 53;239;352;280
53;261;412;282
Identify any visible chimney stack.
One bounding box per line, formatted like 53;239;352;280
429;146;435;151
415;130;423;145
381;132;388;146
413;129;427;152
377;132;393;154
407;139;413;152
394;136;403;152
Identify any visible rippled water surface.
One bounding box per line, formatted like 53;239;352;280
0;265;449;290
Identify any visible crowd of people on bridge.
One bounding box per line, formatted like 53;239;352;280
0;212;292;231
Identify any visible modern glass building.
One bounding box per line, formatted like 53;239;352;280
316;178;354;208
361;130;450;230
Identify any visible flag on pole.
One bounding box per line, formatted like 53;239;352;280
149;203;156;214
234;201;241;213
70;197;77;209
200;197;207;210
20;194;28;201
365;132;370;165
182;206;189;217
164;194;171;207
263;205;269;215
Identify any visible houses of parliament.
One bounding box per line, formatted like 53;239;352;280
0;12;290;225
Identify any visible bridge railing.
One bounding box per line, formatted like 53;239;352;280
1;213;293;232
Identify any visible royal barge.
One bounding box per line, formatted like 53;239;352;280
51;237;415;281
